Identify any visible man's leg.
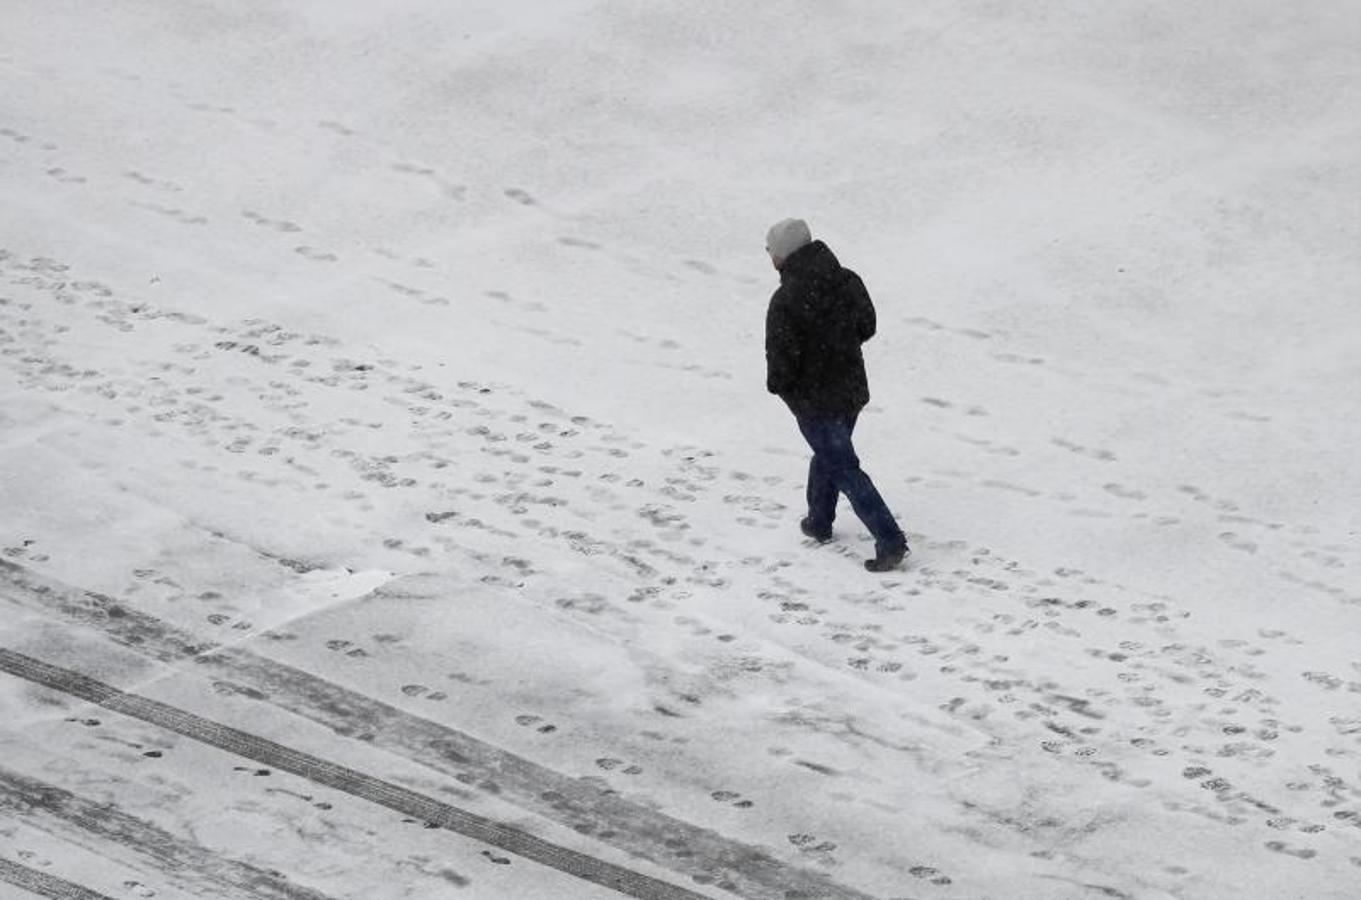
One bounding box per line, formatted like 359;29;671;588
798;414;905;554
797;419;839;537
840;413;906;556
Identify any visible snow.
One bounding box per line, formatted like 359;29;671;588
1;2;1359;898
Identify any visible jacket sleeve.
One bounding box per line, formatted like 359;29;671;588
845;272;876;343
765;290;800;396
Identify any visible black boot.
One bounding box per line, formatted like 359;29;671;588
864;542;908;572
800;517;832;543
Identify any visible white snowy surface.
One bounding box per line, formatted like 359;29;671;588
1;2;1359;898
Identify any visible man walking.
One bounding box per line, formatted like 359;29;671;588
764;218;909;572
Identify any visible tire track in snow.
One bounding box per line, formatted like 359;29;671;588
0;649;717;900
0;563;880;900
0;767;336;900
0;857;114;900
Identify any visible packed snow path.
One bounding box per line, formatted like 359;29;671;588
2;2;1359;899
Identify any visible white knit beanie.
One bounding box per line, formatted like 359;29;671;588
766;218;812;263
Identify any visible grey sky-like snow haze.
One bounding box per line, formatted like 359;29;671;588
2;2;1360;899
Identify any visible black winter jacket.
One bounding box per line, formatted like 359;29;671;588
765;240;876;418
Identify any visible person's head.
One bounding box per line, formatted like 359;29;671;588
766;218;812;270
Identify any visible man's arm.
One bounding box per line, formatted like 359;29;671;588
765;291;800;395
845;272;876;343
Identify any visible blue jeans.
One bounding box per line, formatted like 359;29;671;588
796;412;905;554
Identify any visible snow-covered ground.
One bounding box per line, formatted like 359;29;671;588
2;2;1359;898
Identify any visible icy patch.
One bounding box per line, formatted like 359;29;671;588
292;567;395;605
239;567;397;639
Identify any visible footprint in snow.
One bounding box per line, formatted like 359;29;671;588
1265;840;1317;859
711;790;755;808
401;684;448;701
325;639;369;658
788;833;838;855
595;758;643;775
294;246;338;263
908;865;952;885
515;714;558;734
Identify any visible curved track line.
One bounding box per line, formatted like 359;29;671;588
0;767;337;900
0;648;717;900
0;560;879;900
0;858;115;900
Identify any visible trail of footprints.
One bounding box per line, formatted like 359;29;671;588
636;514;1357;872
826;548;1360;860
0;249;765;564
917;387;1352;592
7;64;765;309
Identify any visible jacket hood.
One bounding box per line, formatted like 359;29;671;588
779;240;841;284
